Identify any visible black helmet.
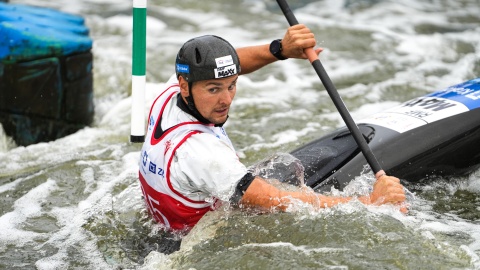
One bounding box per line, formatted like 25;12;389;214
174;35;240;126
175;35;241;83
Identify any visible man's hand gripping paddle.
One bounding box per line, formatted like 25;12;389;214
276;0;385;179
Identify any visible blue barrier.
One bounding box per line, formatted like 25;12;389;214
0;2;92;63
0;3;94;146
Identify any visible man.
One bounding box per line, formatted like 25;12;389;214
138;24;406;232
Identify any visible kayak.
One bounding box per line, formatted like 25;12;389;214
291;78;480;191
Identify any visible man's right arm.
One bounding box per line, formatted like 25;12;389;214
237;24;323;75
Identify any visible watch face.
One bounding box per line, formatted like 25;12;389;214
270;40;281;54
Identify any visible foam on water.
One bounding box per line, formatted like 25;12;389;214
1;0;479;268
0;179;57;246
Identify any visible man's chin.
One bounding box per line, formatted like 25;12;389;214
212;115;229;126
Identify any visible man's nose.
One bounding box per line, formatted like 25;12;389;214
220;89;233;105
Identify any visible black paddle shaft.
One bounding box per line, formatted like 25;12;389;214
276;0;383;174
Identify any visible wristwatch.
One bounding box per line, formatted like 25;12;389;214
269;39;287;60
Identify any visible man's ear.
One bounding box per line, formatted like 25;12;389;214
178;76;189;97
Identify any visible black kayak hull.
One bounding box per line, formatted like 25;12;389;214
291;78;480;191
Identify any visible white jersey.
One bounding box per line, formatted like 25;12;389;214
138;76;247;230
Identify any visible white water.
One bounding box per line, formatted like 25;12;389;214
1;0;480;269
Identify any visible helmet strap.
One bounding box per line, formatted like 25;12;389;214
185;82;198;113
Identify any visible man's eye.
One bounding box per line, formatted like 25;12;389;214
228;84;236;90
208;88;219;93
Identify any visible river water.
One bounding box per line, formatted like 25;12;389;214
1;0;480;269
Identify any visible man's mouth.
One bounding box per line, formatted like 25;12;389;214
215;108;228;115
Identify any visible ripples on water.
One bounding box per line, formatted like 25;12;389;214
1;0;479;269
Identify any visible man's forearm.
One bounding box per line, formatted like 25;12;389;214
236;45;277;75
280;190;370;209
240;177;370;211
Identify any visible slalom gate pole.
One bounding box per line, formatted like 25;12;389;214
130;0;147;143
276;0;383;175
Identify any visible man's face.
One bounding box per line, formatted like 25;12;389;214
180;75;238;125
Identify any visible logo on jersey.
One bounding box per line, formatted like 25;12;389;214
149;161;156;174
164;140;173;155
157;167;165;178
148;115;155;130
142;151;148;166
220;127;227;136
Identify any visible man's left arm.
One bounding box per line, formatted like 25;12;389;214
237;24;323;74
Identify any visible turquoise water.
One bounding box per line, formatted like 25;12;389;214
1;0;479;269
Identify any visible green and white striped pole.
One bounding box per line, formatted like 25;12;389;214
130;0;147;143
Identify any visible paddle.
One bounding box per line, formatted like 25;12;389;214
276;0;384;176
